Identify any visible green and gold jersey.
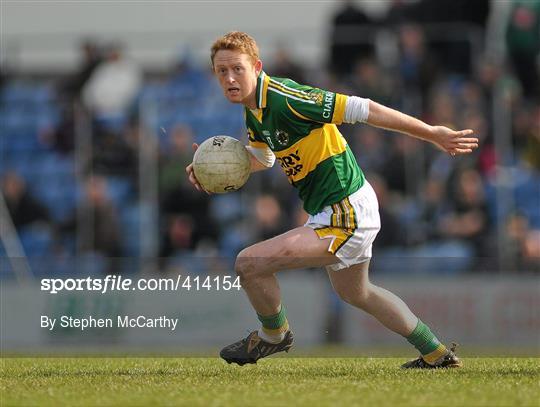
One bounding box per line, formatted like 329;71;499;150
246;71;365;215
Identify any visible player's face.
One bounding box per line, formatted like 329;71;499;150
213;50;262;109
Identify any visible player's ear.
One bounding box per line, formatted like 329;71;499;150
254;59;263;75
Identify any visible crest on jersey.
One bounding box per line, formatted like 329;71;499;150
308;89;324;106
275;130;289;146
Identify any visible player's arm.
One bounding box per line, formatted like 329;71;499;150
186;143;208;193
246;145;275;173
246;127;275;172
284;79;478;155
365;100;478;155
344;97;479;155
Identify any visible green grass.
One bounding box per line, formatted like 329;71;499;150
1;357;539;406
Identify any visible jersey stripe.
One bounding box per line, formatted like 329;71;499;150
331;203;341;227
257;72;271;108
332;94;348;124
286;99;312;121
258;71;265;108
268;86;316;104
339;201;348;228
268;80;314;102
269;78;311;97
345;197;357;229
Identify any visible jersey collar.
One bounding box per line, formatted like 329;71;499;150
255;71;270;109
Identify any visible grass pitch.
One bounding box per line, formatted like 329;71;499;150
1;357;539;406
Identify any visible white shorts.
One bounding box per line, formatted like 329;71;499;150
304;181;381;272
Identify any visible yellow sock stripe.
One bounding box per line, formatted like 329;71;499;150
422;343;448;365
268;79;312;101
262;320;289;335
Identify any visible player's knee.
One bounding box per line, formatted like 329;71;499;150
234;249;260;283
336;284;371;309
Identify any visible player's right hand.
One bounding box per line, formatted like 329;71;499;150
185;143;210;194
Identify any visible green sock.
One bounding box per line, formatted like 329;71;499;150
406;319;447;364
257;305;288;334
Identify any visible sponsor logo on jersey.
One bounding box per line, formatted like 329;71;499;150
308;89;324;106
277;149;303;177
322;92;335;119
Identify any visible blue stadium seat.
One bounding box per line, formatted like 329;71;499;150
19;224;54;258
106;176;134;207
120;204;141;257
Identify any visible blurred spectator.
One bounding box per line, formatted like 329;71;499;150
39;104;77;155
438;168;490;263
1;172;50;230
369;174;405;250
159;124;195;194
348;58;394;105
397;24;439;109
385;0;413;26
502;213;540;272
329;0;374;76
407;177;450;245
461;108;496;178
427;88;458;128
381;135;426;196
506;0;540;101
61;176;123;272
159;125;217;257
169;48;209;92
521;104;540;170
512;103;538;158
59;39;102;103
352;127;387;174
411;0;490;76
160;214;195;256
43;40;103;155
270;43;307;84
252;194;287;242
475;56;502;111
91;126;138;177
82;42;142;127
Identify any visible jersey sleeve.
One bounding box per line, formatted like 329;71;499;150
246;127;275;168
247;127;267;149
274;79;348;125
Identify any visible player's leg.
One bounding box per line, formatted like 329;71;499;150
326;261;417;335
220;226;339;365
327;262;461;368
235;226;338;315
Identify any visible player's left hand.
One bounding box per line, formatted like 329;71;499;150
429;126;479;156
185;143;211;195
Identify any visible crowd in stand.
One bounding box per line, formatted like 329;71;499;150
1;0;539;275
